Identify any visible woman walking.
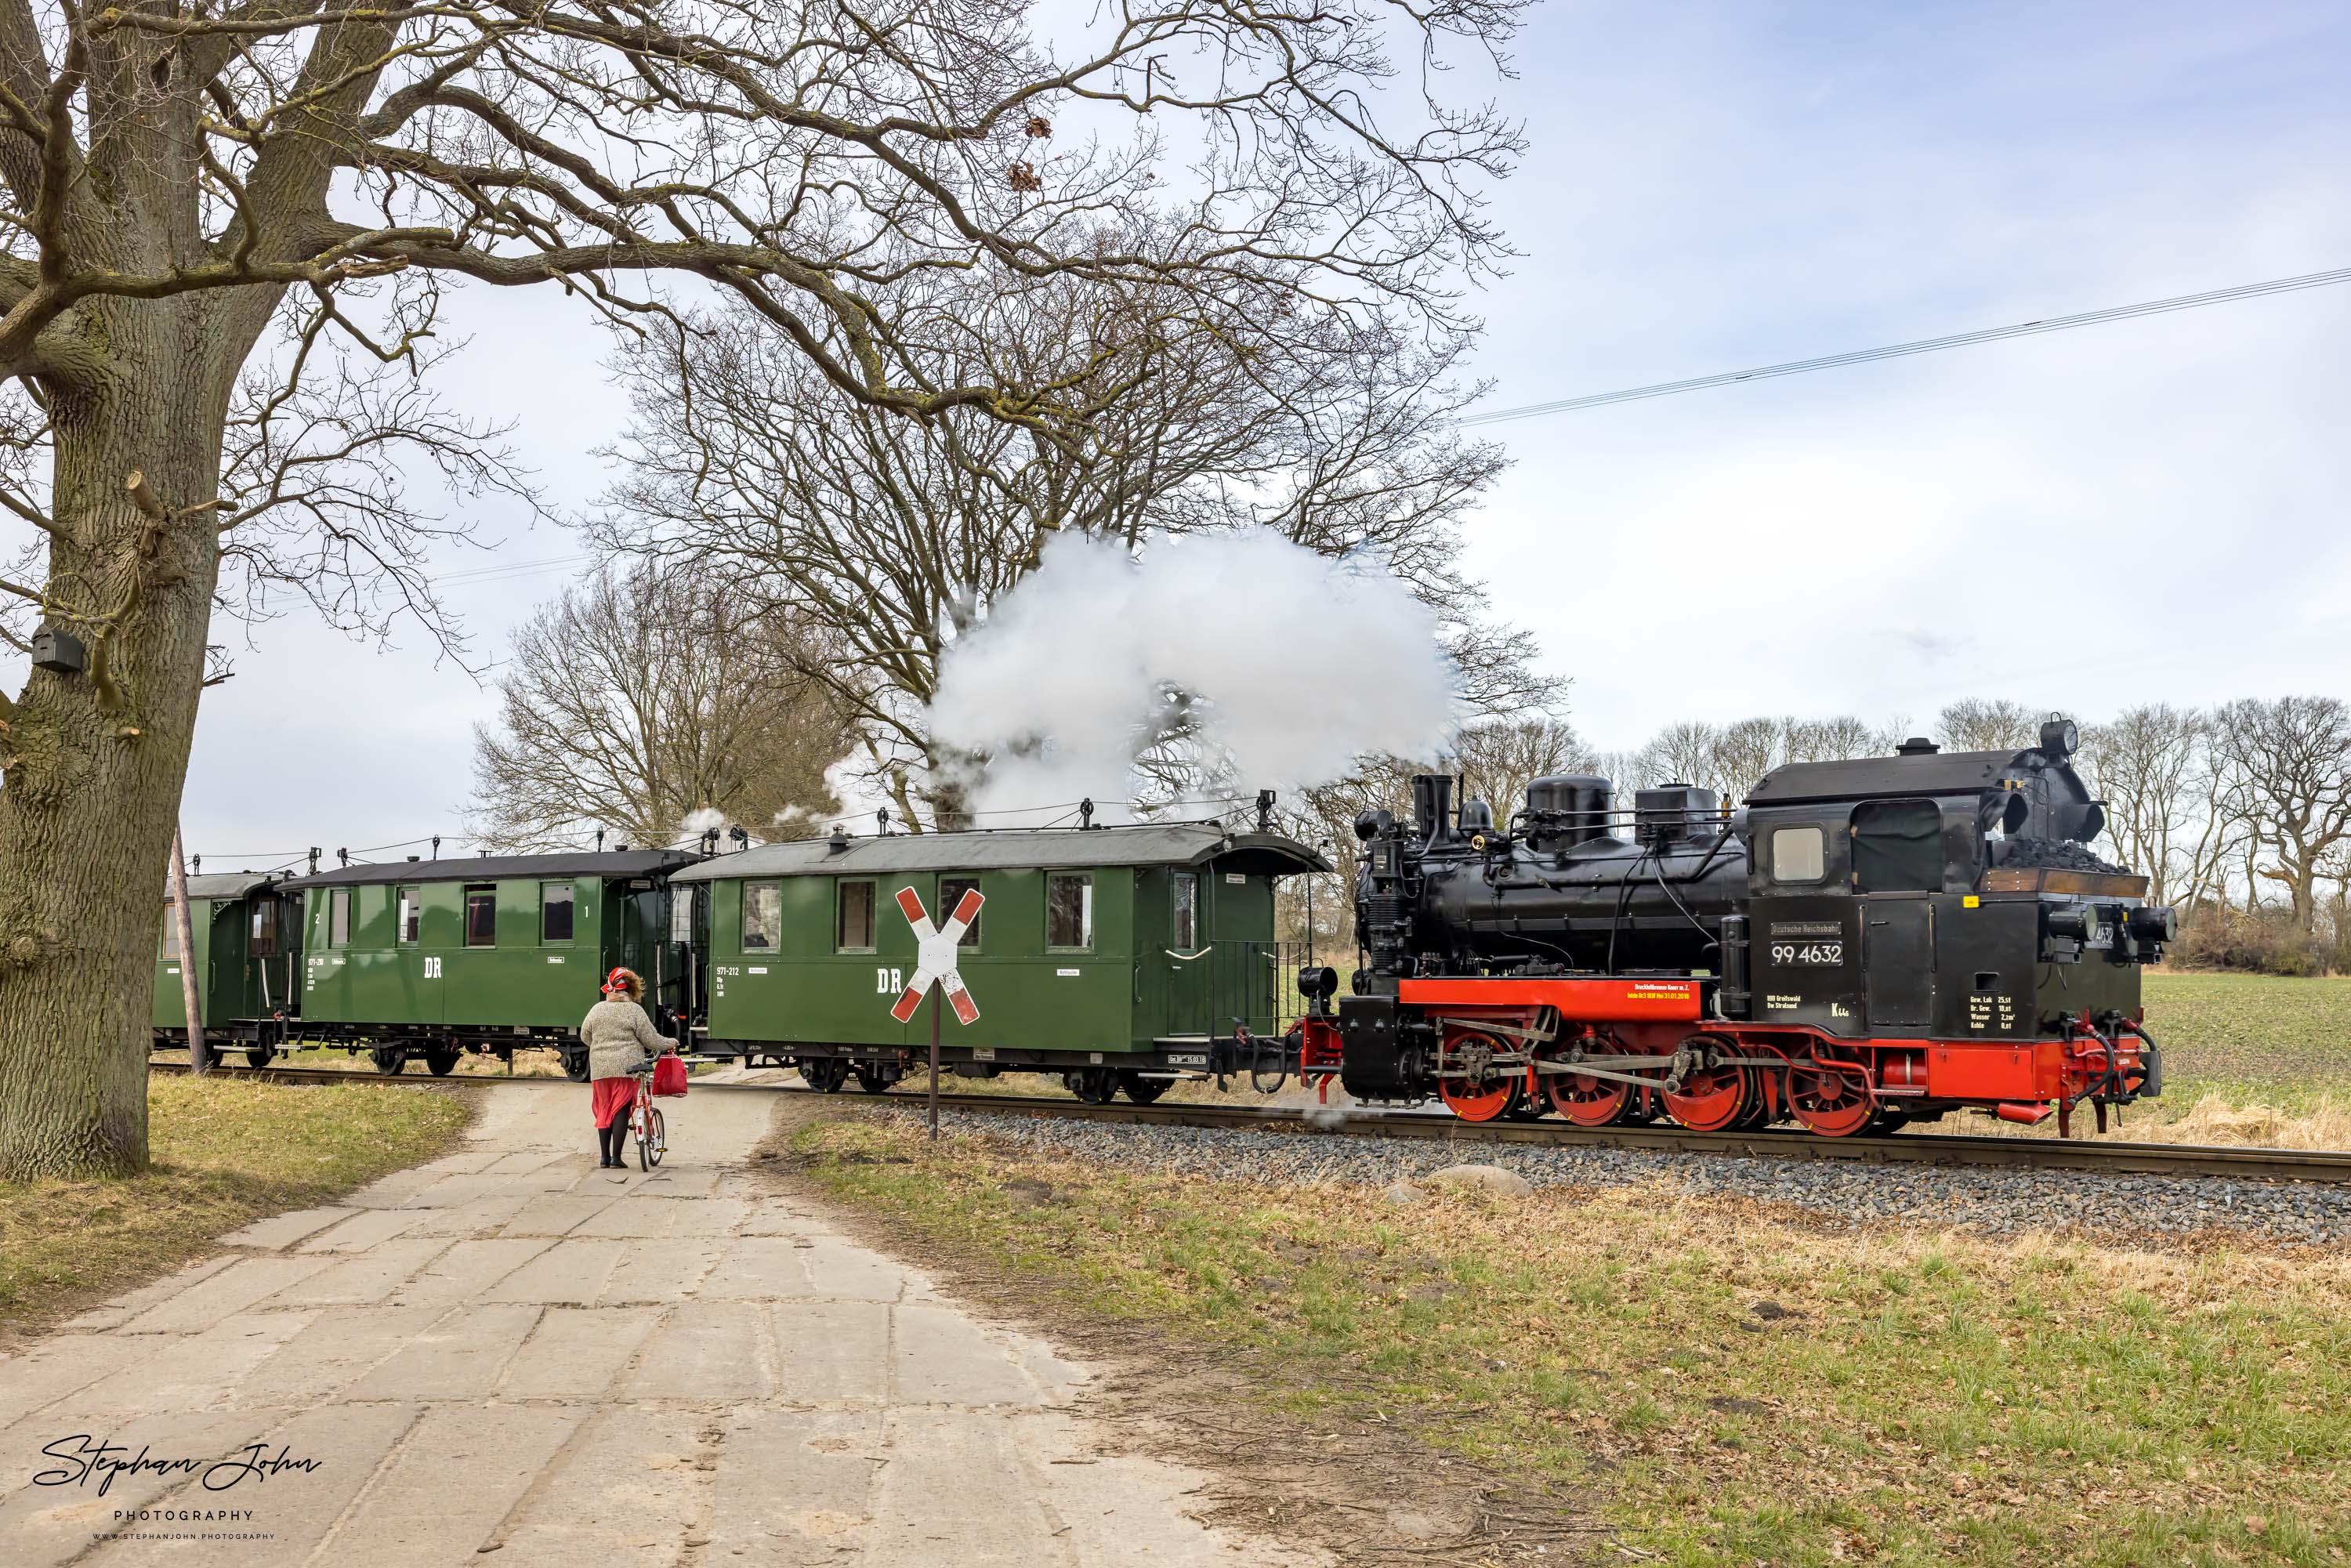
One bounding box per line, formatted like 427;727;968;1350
581;968;674;1168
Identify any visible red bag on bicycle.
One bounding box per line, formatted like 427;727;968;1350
651;1054;689;1098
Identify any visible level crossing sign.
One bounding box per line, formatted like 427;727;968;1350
889;884;984;1142
887;885;984;1025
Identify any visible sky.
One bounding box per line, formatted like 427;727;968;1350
89;0;2351;867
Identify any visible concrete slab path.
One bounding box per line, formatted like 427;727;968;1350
0;1085;1317;1567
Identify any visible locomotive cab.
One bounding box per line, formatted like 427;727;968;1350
1741;723;2165;1055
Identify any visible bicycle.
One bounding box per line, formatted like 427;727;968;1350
625;1052;718;1171
625;1066;667;1171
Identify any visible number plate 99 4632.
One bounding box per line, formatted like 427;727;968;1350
1770;942;1844;966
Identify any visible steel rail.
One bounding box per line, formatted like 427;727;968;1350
146;1058;2351;1186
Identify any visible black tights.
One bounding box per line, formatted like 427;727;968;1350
598;1120;629;1164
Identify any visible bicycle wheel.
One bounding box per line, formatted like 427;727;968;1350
638;1106;665;1171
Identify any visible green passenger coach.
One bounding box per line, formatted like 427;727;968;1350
669;822;1328;1103
151;871;304;1065
281;849;697;1077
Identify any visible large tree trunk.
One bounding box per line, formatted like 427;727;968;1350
0;305;231;1179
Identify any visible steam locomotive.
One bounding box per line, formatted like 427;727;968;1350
1300;719;2175;1137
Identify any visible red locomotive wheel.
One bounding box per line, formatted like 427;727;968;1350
1440;1076;1521;1122
1789;1064;1874;1138
1437;1028;1522;1122
1545;1046;1630;1126
1662;1063;1750;1132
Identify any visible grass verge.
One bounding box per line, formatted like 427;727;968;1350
795;1111;2351;1567
2143;973;2350;1114
0;1075;471;1335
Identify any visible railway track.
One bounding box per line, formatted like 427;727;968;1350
147;1057;2351;1186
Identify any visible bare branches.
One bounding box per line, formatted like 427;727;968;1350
2;0;1529;400
468;563;851;849
211;283;548;658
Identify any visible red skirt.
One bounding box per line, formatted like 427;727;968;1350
591;1077;636;1129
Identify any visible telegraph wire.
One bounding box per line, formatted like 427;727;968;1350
1454;263;2351;427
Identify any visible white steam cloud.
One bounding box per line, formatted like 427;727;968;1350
929;531;1458;823
676;806;728;842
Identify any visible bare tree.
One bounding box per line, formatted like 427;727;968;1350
1935;698;2045;752
469;567;849;851
0;0;1531;1175
1633;721;1720;795
601;271;1529;822
1704;717;1781;802
1782;714;1893;763
2214;697;2351;932
2078;704;2226;905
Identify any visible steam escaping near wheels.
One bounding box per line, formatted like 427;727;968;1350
1300;1103;1348;1132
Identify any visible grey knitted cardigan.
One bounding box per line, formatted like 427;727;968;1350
580;998;672;1081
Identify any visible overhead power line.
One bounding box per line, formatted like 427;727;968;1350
1454;263;2351;428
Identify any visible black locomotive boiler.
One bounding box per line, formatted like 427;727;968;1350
1304;719;2174;1136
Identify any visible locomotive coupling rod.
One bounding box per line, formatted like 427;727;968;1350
1434;1016;1558;1043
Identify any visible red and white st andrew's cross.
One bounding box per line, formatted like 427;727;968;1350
888;885;984;1026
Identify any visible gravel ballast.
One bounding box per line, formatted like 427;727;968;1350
896;1105;2351;1248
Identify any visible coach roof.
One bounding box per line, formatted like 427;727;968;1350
165;871;282;900
669;823;1329;882
281;849;699;890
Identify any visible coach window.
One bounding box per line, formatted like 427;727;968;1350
397;886;421;945
742;881;784;952
464;885;498;947
1171;872;1199;951
540;882;574;943
161;904;183;961
1770;826;1826;884
1851;799;1943;893
835;880;875;953
330;887;353;947
940;877;982;949
1046;873;1093;951
250;897;280;958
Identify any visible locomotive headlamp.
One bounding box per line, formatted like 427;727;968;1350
2126;905;2177;943
2039;718;2079;759
1297;965;1339;1001
2045;904;2096;940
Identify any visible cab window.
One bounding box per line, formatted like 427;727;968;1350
330;888;353;947
397;886;421;944
1852;800;1943;893
1770;827;1825;883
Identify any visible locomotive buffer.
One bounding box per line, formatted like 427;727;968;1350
887;885;984;1139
